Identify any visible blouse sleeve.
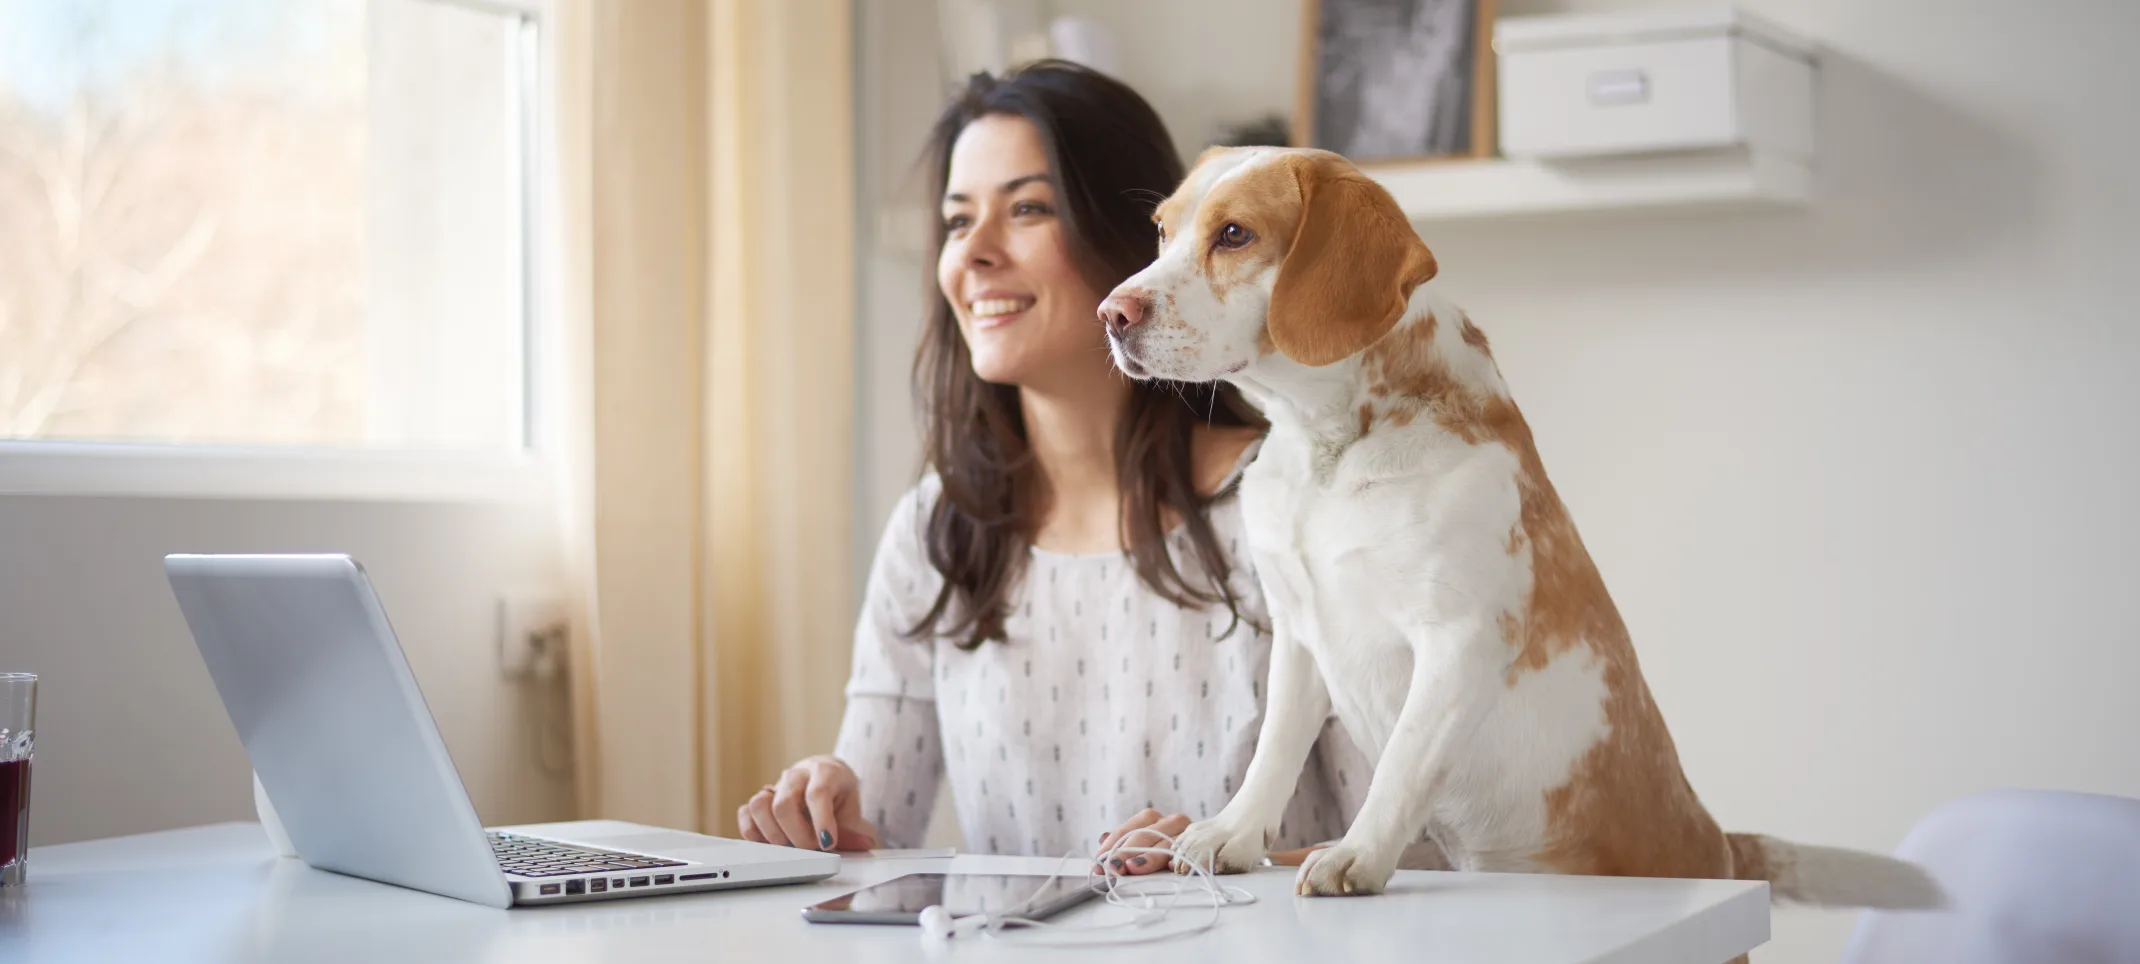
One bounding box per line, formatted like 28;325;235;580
831;480;946;848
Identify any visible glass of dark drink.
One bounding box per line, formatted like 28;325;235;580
1;672;33;887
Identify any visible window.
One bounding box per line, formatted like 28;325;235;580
0;0;539;456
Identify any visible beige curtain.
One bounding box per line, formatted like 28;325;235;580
551;0;857;834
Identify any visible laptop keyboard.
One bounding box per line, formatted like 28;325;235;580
488;831;688;878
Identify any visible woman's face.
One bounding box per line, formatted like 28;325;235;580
937;114;1110;387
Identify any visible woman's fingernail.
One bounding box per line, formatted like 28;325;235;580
1109;859;1123;870
1131;857;1147;867
819;830;833;850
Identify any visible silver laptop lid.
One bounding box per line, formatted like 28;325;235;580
165;553;513;908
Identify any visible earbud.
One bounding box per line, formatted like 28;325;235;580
918;904;952;941
918;904;986;942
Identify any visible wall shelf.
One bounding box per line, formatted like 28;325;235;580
874;147;1809;254
1366;147;1810;224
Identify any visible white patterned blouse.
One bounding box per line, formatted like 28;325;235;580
833;455;1378;857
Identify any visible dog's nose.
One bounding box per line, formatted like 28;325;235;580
1098;290;1148;336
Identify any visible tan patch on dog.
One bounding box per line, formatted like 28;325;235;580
1486;406;1731;880
1259;151;1437;367
1459;315;1492;358
1190;159;1304;302
1504;407;1733;881
1498;414;1615;675
1357;403;1373;437
1727;833;1781;884
1154;194;1187;241
1356;309;1732;882
1157;146;1257;255
1361;312;1499;441
1530;639;1731;880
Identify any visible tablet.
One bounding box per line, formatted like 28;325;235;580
801;872;1098;925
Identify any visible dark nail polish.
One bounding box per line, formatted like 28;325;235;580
1131;857;1147;867
819;830;833;850
1109;859;1123;870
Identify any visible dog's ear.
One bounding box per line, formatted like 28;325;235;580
1266;154;1437;367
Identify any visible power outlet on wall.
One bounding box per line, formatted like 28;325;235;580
497;592;569;681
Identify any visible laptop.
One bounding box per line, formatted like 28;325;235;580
164;553;838;908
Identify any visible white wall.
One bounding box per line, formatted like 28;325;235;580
1043;0;1302;153
854;0;942;593
1433;1;2140;960
0;494;575;846
856;0;2140;960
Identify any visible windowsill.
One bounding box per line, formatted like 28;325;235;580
0;441;552;504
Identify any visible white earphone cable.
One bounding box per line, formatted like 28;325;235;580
921;829;1258;947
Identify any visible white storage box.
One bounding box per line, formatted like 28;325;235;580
1495;8;1816;160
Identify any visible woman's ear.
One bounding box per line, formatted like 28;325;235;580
1265;153;1438;367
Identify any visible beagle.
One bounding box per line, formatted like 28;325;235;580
1097;147;1941;909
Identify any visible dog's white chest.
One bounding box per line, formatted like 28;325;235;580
1236;425;1620;866
1239;443;1355;632
1236;425;1541;754
1237;439;1422;751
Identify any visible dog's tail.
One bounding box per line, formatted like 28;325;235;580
1726;832;1945;909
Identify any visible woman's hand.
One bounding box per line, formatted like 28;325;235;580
1096;809;1188;875
736;755;879;852
1096;809;1329;875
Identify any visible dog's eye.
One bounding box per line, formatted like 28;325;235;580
1216;223;1253;249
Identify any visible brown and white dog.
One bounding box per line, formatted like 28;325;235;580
1098;147;1941;910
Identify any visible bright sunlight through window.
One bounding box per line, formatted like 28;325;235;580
0;0;536;452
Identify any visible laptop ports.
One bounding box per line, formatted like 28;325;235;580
654;874;674;885
589;878;608;893
629;876;650;888
564;879;585;896
539;884;561;896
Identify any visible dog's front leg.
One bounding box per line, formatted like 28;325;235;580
1296;617;1503;896
1173;614;1331;874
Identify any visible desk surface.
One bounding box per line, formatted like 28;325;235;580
1;823;1768;963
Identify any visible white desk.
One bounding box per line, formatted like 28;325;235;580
0;823;1768;963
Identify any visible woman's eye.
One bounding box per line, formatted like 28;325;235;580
942;213;971;233
1013;201;1051;217
1216;223;1253;249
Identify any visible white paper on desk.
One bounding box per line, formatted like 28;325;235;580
867;848;957;859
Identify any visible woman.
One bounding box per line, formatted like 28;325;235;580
735;61;1373;872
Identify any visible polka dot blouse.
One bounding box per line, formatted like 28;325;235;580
833;464;1376;857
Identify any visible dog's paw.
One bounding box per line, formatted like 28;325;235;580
1295;843;1396;897
1171;817;1269;876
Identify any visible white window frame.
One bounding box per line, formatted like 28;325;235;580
0;0;559;504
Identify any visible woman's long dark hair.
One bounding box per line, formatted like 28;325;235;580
909;60;1264;650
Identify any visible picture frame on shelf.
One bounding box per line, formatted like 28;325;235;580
1294;0;1497;164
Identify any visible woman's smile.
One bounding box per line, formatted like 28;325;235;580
967;292;1036;329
